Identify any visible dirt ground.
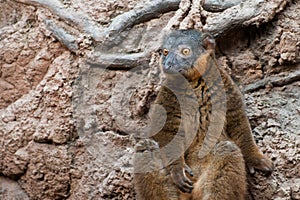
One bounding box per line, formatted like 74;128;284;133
0;0;299;199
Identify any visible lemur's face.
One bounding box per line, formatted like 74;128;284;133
160;30;206;76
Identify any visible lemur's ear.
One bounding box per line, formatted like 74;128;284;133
202;33;215;51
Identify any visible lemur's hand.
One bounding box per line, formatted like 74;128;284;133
170;162;194;193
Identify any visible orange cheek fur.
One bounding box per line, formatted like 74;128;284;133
183;52;211;81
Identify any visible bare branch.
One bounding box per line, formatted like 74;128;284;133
87;52;151;70
44;20;78;51
14;0;103;40
163;0;191;31
103;0;180;39
14;0;180;44
204;0;290;37
202;0;242;12
86;0;180;68
180;0;203;29
244;70;300;93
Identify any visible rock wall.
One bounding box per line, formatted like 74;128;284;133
0;0;299;199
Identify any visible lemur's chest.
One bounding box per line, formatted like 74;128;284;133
192;79;212;133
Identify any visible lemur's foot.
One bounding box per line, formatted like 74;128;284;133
247;156;274;175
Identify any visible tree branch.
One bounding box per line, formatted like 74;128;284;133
179;0;203;29
204;0;290;37
87;52;151;70
103;0;180;40
202;0;242;12
163;0;192;31
44;20;78;51
14;0;103;41
14;0;180;42
244;70;300;92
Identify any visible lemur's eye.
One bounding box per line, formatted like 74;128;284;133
163;49;169;56
181;48;190;55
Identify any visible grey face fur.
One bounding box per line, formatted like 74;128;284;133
160;30;206;74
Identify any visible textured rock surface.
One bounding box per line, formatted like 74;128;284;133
0;176;29;200
0;0;299;199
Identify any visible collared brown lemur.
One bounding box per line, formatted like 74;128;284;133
134;30;274;200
